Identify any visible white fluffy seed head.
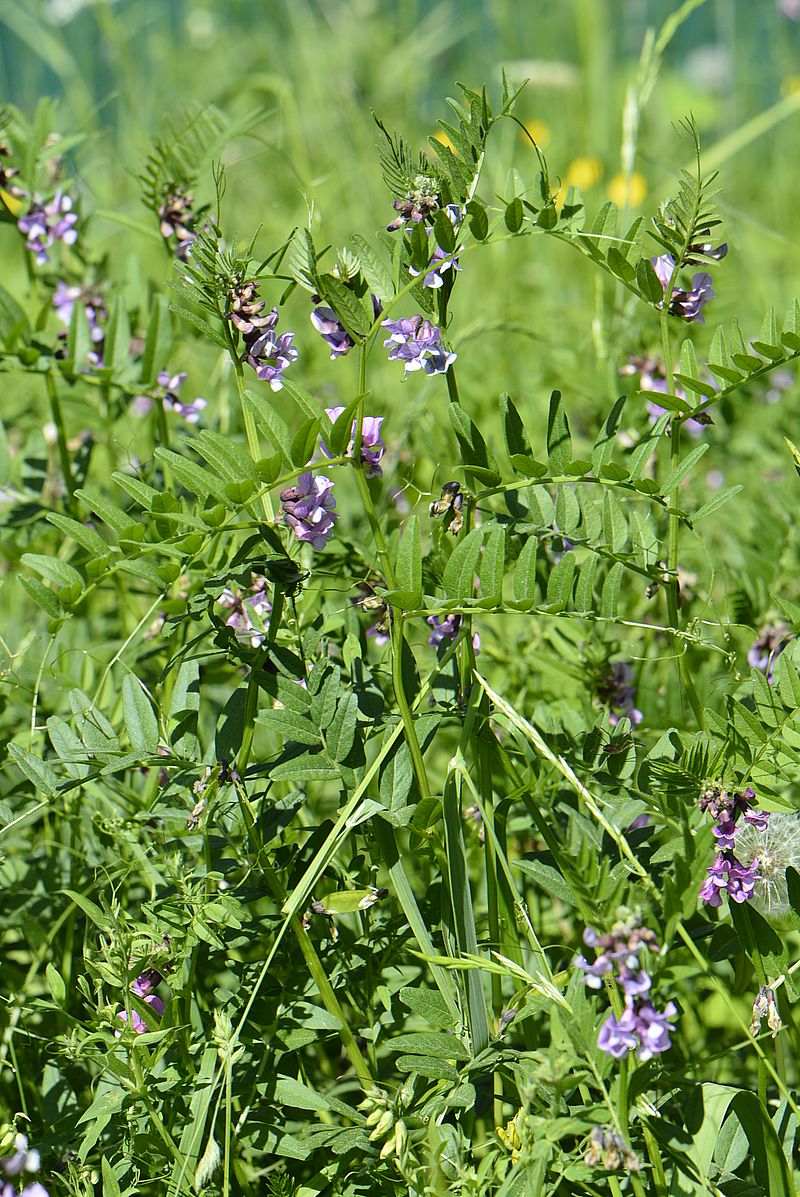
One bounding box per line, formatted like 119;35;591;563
736;813;800;925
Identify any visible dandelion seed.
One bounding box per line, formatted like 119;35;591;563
736;812;800;922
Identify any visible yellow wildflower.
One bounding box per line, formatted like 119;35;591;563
565;155;603;190
607;170;648;208
521;119;550;148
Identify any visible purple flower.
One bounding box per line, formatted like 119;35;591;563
712;813;738;852
280;472;338;550
427;614;480;651
748;623;793;683
779;0;800;18
115;966;166;1035
596;661;643;727
226;282;298;390
575;953;613;989
744;808;770;832
116;992;165;1035
700;851;760;906
617;968;652;997
634;1000;677;1060
20;1185;50;1197
246;312;298;390
133;371;206;424
409;244;462;289
651;254;715;323
18;191;78;264
310;305;355;358
699;853;731;907
310;293;382;359
382;315;456;376
367;622;390;647
597;1006;639;1057
53;282;105;344
727;857;760;903
321;407;386;476
2;1135;40;1176
131;968;162;997
217;575;272;647
640;369;709;436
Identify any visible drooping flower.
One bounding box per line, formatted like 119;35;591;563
382;315;456;376
634;359;711;436
310;293;382;359
634;999;678;1060
409;244;462;289
748;623;793;683
115;969;166;1036
225;280;298;390
17;191;78;264
1;1134;40;1176
651;254;715;323
584;1125;642;1172
310;304;355;358
52;281;106;344
158;187;196;260
133;371;206;424
0;141;23;197
427;613;481;652
321;407;386;476
576;913;674;1060
595;661;643;727
217;575;272;647
597;1006;639;1057
698;782;771;909
280;472;338;550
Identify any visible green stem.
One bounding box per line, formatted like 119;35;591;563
354;343;430;801
225;325;274;522
45;372;76;510
659;305;705;728
223;1058;232;1197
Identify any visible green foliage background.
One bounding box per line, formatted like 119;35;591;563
2;1;800;1195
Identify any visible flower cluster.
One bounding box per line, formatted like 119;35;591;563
382;315;456;376
584;1126;641;1173
427;613;480;652
227;280;297;390
595;661;643;727
321;406;386;476
576;916;677;1061
0;1129;48;1197
0;142;23;197
310;293;382;359
386;172;440;231
409;243;462;290
622;355;711;435
158;187;196;260
652;254;717;323
748;622;793;683
280;472;338;549
52;281;106;367
133;371;207;424
17;191;77;265
217;575;272;647
698;783;769;907
115;967;165;1035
